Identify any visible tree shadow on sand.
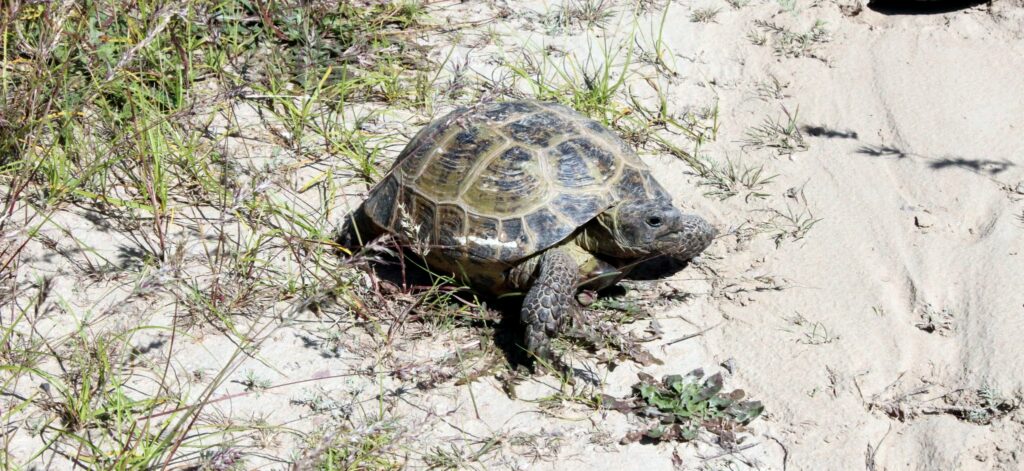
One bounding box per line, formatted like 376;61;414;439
802;124;859;140
799;124;1015;176
867;0;989;15
855;144;1014;176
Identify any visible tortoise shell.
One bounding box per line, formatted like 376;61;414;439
363;100;671;270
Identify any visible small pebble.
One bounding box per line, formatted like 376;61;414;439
720;358;737;375
914;212;936;229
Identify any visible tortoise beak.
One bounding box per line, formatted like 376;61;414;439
666;214;716;260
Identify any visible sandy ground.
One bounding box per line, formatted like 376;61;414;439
395;0;1024;468
410;0;1024;468
7;0;1024;469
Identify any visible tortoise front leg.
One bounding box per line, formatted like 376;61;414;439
521;248;578;363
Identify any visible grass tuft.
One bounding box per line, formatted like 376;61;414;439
690;7;722;23
543;0;617;34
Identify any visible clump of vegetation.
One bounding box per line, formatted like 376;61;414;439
914;302;955;336
690;7;722;23
757;206;822;247
962;388;1020;425
600;370;764;444
744;106;809;155
293;419;405;470
872;383;1020;426
700;155;776;201
753;19;831;61
543;0;617;34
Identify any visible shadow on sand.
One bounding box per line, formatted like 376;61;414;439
855;144;1014;175
341;241;693;370
867;0;989;15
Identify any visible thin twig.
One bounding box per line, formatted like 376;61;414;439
866;424;892;471
663;321;723;346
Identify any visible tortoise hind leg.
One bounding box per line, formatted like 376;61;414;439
521;248;579;365
336;205;383;253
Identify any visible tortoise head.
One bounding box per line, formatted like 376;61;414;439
582;199;716;261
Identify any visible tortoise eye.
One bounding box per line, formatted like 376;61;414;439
646;216;663;227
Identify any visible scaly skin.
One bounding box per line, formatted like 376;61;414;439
521;248;578;363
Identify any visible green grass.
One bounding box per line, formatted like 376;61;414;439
700;155;776;201
295;416;404;470
542;0;617;34
757;205;822;247
0;0;438;467
690;7;722;23
744;105;809;155
603;370;764;444
1;287;222;469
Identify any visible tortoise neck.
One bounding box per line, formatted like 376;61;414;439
575;217;638;260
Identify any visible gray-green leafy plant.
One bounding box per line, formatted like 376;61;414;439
601;370;764;443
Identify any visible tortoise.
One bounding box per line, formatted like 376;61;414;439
338;100;716;362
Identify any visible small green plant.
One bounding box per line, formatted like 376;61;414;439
601;370;764;444
754;75;790;101
557;306;663;367
914;302;955;335
965;388;1019;425
746;29;768;46
700;155;776;201
754;20;831;60
504;38;634;125
690;7;722;23
240;370;273;392
784;312;839;345
294;419;404;470
636;0;670;13
872;383;1020;425
799;321;839;345
744;106;808;155
587;297;643;319
543;0;617;34
422;438;501;470
757;206;821;247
